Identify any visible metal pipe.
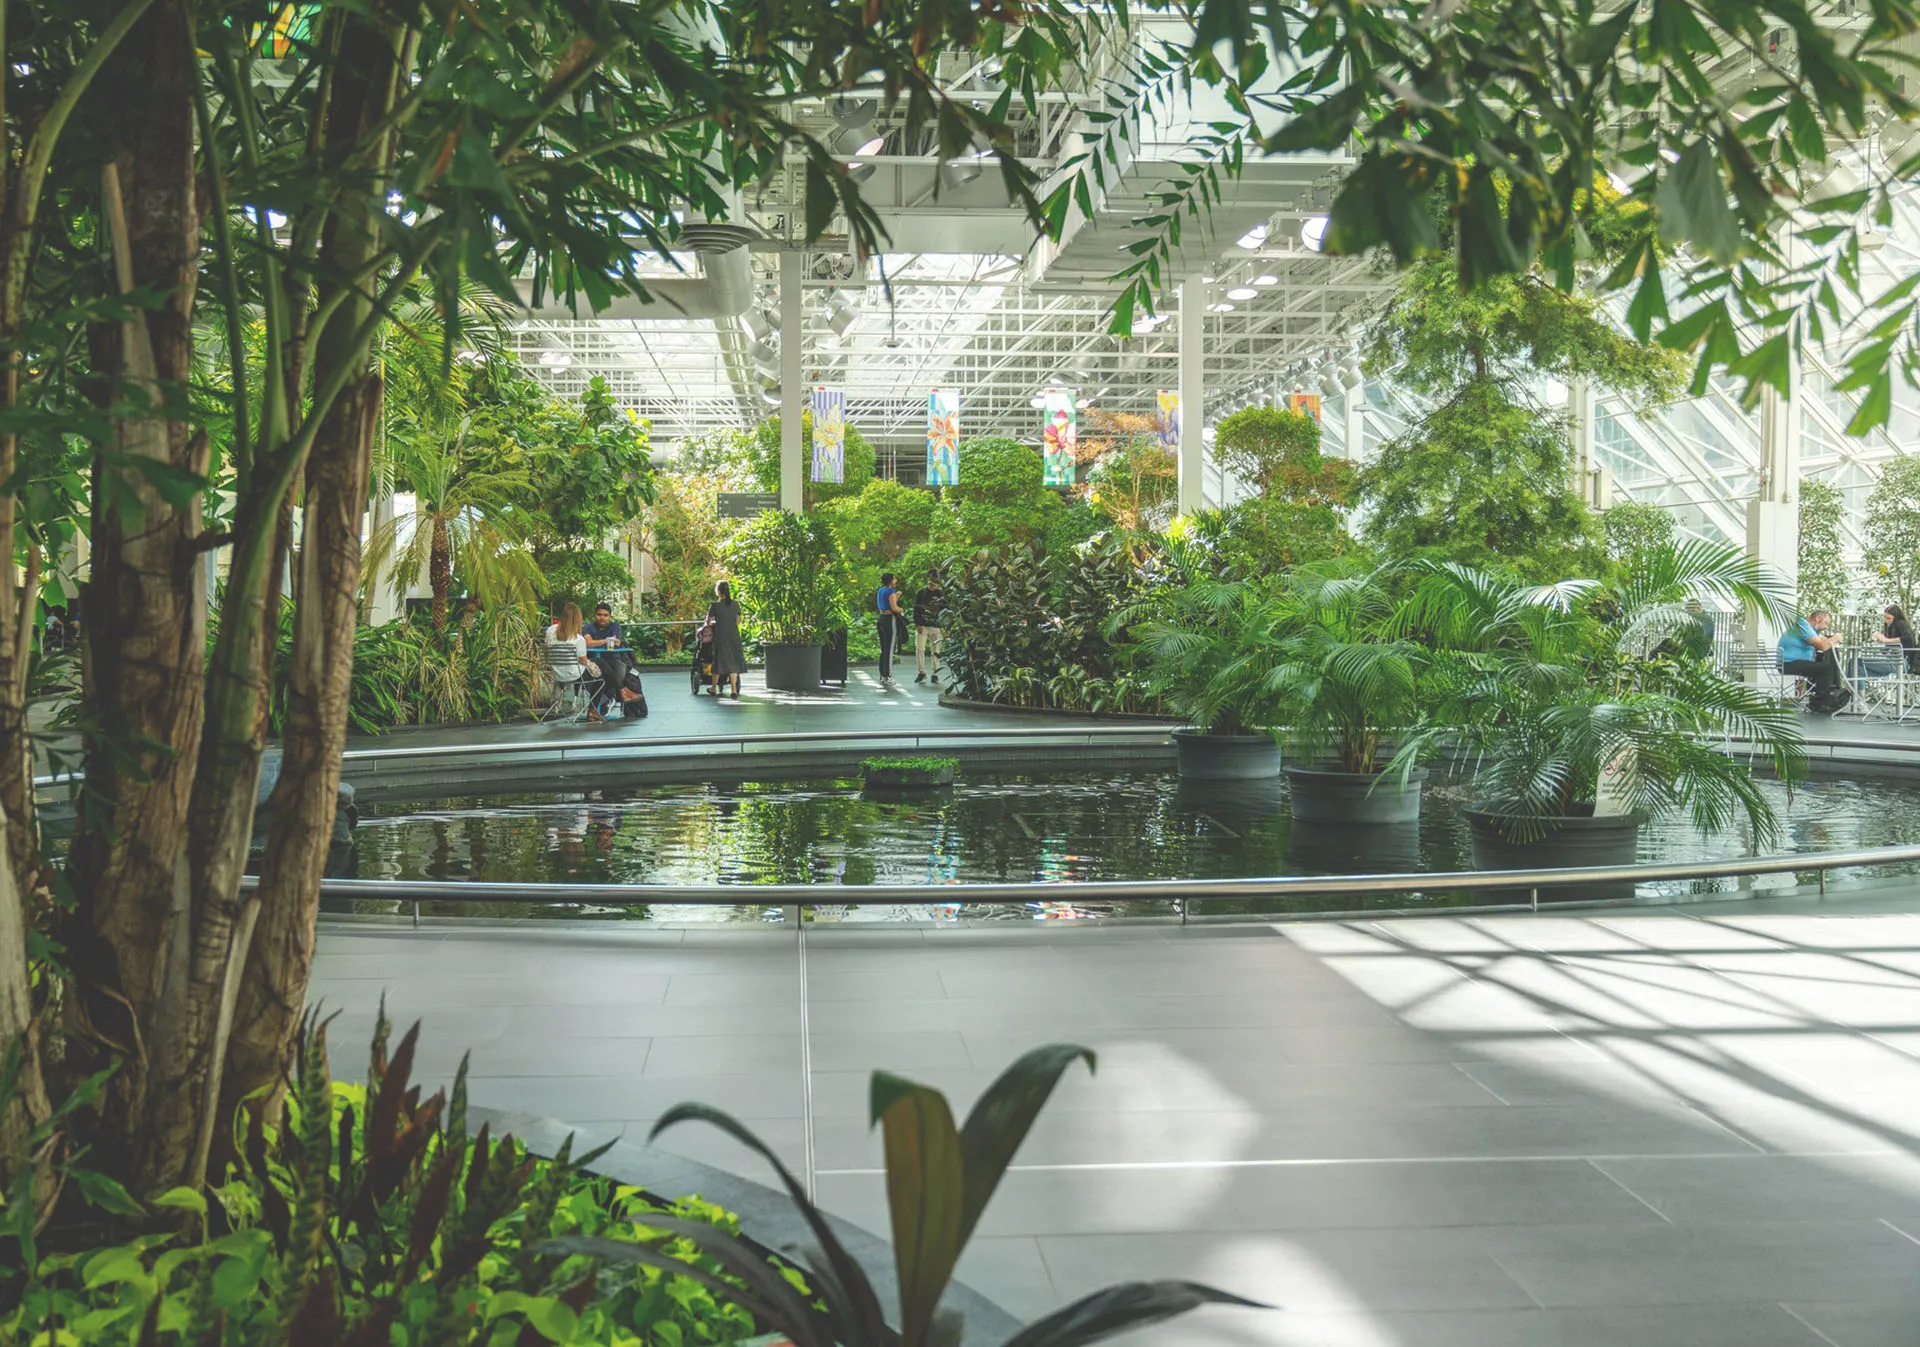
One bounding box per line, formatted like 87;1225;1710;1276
276;841;1920;907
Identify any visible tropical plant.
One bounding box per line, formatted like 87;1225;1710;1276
1399;543;1807;842
1083;413;1177;530
727;511;859;646
1;1019;775;1345
1798;480;1851;616
635;474;737;640
1269;560;1428;774
1864;456;1920;614
1113;543;1288;737
861;755;960;774
820;479;939;569
943;437;1062;547
941;545;1057;703
552;1045;1254;1346
750;413;878;505
1603;501;1677;564
542;547;637;613
1213;406;1348;503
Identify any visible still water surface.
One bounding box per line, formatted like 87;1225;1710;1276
331;769;1917;923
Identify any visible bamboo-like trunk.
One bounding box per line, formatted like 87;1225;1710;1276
219;6;411;1147
65;0;210;1194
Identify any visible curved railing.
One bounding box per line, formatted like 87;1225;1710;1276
289;841;1920;925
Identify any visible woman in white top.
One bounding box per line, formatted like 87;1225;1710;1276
547;603;605;718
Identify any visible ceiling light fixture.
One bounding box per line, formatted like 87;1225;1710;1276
1301;216;1330;251
1226;286;1258;301
1253;274;1279;286
1236;223;1269;250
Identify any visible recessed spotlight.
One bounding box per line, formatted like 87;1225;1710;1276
1207;302;1235;313
1253;274;1279;286
1227;286;1258;301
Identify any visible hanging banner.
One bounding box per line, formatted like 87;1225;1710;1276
1156;390;1181;450
1042;389;1078;486
1287;392;1323;422
810;386;846;484
927;389;960;486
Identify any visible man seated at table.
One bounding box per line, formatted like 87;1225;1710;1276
583;602;633;715
1778;608;1850;713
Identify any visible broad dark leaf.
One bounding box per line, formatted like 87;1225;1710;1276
999;1280;1269;1347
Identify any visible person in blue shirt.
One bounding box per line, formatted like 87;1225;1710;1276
875;573;907;687
1778;609;1848;712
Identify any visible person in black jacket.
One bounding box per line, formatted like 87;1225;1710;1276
912;574;944;684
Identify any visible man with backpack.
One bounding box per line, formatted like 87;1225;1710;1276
912;574;945;685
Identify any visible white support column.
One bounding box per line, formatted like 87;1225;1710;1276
1569;375;1594;501
1177;277;1205;516
1342;381;1366;461
367;493;398;626
1745;343;1802;655
779;251;805;513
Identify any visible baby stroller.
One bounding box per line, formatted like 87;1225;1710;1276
689;618;716;694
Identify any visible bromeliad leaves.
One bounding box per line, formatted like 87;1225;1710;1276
567;1044;1263;1345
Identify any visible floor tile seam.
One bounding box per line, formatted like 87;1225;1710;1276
1877;1215;1920;1247
1582;1157;1673;1224
797;926;817;1204
1778;1302;1848;1347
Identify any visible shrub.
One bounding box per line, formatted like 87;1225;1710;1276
941;544;1057;704
540;546;635;612
1;1018;780;1345
1213;406;1344;501
347;607;542;732
727;510;859;644
1602;500;1676;563
748;413;876;504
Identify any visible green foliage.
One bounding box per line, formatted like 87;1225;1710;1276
1269;560;1430;774
554;1045;1254;1346
726;510;859;645
637;475;737;638
540;547;636;613
941;546;1056;705
1399;542;1807;840
675;428;756;485
1603;501;1678;564
1084;426;1176;531
861;756;960;773
1798;480;1851;615
1359;384;1605;583
347;609;544;732
1213;407;1346;501
1362;255;1687;407
1113;539;1291;737
748;415;876;504
1864;456;1920;614
529;376;656;547
819;479;938;567
0;1019;774;1345
1194;498;1355;575
1045;500;1110;565
942;438;1061;548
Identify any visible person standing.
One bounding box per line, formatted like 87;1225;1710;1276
876;572;906;686
708;581;746;700
912;573;944;685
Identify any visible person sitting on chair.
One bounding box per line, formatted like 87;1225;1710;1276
546;602;605;722
1866;604;1920;676
1778;608;1849;713
584;601;632;715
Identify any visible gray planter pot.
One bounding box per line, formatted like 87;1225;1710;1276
1171;728;1280;780
1284;765;1427;825
763;642;823;692
1464;807;1642;902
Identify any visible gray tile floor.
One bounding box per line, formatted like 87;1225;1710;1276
309;907;1920;1345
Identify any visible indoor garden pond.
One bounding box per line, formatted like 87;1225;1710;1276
326;766;1917;924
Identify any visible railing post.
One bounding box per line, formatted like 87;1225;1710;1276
412;900;420;930
1530;887;1538;913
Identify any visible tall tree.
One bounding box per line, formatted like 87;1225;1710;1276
0;0;1109;1202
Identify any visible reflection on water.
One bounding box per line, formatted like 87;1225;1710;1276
330;769;1920;924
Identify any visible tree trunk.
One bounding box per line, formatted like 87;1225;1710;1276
219;7;411;1146
65;0;208;1194
430;515;452;631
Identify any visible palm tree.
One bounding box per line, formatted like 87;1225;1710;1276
365;299;539;630
1399;541;1806;844
1269;559;1427;774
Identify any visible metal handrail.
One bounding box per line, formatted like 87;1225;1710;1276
287;840;1920;909
30;724;1173;789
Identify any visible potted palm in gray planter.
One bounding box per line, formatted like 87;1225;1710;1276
727;510;857;692
1400;541;1807;901
1119;555;1286;779
1270;560;1429;823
